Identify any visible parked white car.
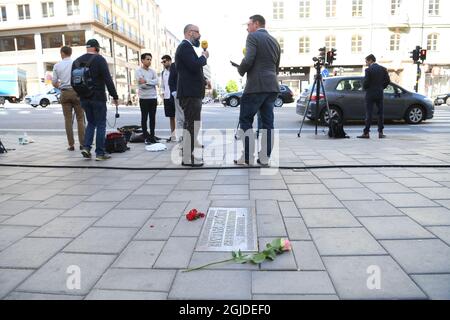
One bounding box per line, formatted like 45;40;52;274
25;88;61;108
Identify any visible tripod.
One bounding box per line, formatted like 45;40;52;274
297;59;334;138
0;138;7;153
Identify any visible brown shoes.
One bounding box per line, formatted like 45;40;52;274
357;133;370;139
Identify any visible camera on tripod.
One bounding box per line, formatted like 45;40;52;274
313;47;337;68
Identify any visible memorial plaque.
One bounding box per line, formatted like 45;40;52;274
196;208;258;252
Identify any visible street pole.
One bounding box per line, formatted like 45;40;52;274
109;0;117;92
415;61;421;93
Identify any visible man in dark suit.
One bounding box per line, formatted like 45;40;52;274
235;15;281;166
358;54;391;139
175;24;209;167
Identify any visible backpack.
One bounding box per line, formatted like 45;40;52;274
105;132;129;153
118;125;142;142
71;55;97;98
328;115;349;139
0;139;7;154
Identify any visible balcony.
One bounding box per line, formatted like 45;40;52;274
387;13;410;32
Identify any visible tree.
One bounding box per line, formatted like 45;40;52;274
225;80;239;93
212;89;218;99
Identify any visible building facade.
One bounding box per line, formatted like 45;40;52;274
261;0;450;97
0;0;179;103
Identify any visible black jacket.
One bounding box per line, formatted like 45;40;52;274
168;62;177;94
363;63;390;100
72;53;118;101
175;40;207;98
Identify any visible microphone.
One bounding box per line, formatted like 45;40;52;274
201;40;208;51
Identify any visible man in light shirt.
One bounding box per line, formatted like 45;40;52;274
52;46;85;151
161;55;176;142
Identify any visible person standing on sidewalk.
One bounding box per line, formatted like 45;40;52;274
160;55;177;142
175;24;209;167
52;46;85;151
358;54;391;139
73;39;119;161
136;53;160;145
168;60;184;143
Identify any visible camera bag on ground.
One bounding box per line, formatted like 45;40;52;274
71;55;97;98
328;114;349;139
128;131;146;143
0;139;7;154
118;125;141;142
105;132;129;153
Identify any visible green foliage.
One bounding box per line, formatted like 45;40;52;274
225;80;239;93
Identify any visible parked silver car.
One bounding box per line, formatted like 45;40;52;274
296;76;434;124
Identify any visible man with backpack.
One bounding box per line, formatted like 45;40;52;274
71;39;119;161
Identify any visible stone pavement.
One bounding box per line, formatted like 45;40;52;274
0;131;450;300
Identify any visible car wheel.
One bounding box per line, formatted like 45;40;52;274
320;107;342;125
229;97;240;107
31;104;38;108
405;105;425;124
274;97;284;107
40;99;50;108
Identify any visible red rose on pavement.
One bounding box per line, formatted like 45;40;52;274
186;209;205;221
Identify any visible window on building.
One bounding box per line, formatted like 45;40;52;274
325;35;336;51
42;2;54;18
1;6;7;22
389;33;400;51
64;31;85;47
299;1;310;18
278;38;284;54
0;37;15;52
94;32;112;56
428;0;439;16
299;36;310;54
67;0;80;16
16;35;35;50
18;4;31;20
94;3;100;20
326;0;336;17
114;41;126;60
41;33;63;48
351;35;362;53
427;33;438;51
273;1;284;19
352;0;363;17
391;0;401;15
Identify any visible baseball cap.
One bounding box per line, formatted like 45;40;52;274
86;39;100;49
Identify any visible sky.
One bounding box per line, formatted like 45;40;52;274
157;0;263;88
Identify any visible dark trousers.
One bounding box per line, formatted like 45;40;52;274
239;93;277;163
139;99;158;138
364;97;384;134
80;100;107;156
180;97;202;163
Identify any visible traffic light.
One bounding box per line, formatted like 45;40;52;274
327;48;337;66
420;49;427;62
410;46;420;63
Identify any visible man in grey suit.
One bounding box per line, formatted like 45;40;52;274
234;14;281;166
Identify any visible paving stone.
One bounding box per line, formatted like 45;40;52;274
102;180;145;190
95;269;176;292
358;216;435;240
62;202;118;217
364;183;413;194
313;170;351;179
0;269;34;299
63;227;136;254
250;180;287;190
251;190;292;201
323;256;427;299
134;218;179;240
85;289;167;300
133;185;175;196
291;241;325;271
0;194;15;204
294;194;344;209
331;188;381;201
288;184;330;195
412;188;450;200
256;200;280;216
166;191;209;201
5;292;84;300
284;218;311;240
257;214;287;237
0;238;70;268
279;202;301;217
184;171;218;181
437;200;450;209
380;193;440;208
217;169;248;176
154;237;197;269
119;172;156;181
112;241;165;269
169;270;252;299
252;271;335;295
322;179;364;189
188;252;259;270
81;176;119;185
214;176;248;185
0;226;36;251
253;294;339;300
210;185;248;195
301;209;361;228
0;200;41;216
283;175;321;184
426;226;450;245
258;238;297;270
353;175;394;183
411;274;450;300
22;176;59;185
85;190;133;202
249;170;283;180
152;202;188;218
395;178;441;188
381;239;450;274
0;184;38;195
2;209;64;227
144;176;184;185
13;189;62;201
116;195;166;209
17;253;115;295
310;228;386;256
94;210;151;228
0;215;9;223
343;200;404;217
175;180;214;190
29;217;97;238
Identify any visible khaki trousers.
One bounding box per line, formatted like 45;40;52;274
60;89;85;147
